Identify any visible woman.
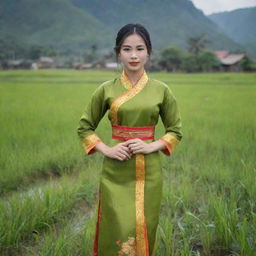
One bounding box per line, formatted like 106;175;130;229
77;23;182;256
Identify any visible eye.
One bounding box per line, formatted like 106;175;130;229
122;48;130;51
137;48;145;51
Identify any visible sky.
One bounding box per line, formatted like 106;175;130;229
190;0;256;14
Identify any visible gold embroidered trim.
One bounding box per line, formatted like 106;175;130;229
135;153;149;256
112;126;155;139
120;70;133;90
81;133;101;154
116;237;136;256
110;70;148;126
159;132;180;155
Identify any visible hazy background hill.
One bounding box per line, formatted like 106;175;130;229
0;0;251;57
209;7;256;56
71;0;243;52
0;0;113;55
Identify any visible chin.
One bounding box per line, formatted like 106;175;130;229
127;66;143;72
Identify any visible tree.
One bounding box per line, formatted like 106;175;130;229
197;50;220;72
84;44;99;63
159;46;185;72
240;56;255;71
182;54;200;72
47;49;58;57
27;45;45;60
187;33;210;56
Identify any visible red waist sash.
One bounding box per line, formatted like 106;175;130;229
112;125;155;140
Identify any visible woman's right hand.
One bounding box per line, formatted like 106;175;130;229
104;142;132;161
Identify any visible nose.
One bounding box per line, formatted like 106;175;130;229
131;51;138;59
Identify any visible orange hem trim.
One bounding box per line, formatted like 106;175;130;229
93;189;102;256
144;217;149;256
86;140;101;155
159;138;173;156
81;133;101;155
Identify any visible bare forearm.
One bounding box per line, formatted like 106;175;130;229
148;140;166;153
94;141;110;155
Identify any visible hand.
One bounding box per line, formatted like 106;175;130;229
123;139;152;155
104;142;132;161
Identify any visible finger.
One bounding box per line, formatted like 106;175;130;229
116;156;124;161
119;150;131;159
122;147;133;154
120;146;133;155
115;155;123;161
121;140;130;146
127;144;136;150
122;140;131;145
118;152;129;160
129;140;144;146
133;149;143;154
127;140;140;145
123;139;138;145
121;144;131;149
130;145;143;151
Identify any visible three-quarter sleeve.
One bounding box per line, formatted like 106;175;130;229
158;85;182;156
77;83;108;154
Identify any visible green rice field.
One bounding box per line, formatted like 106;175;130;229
0;70;255;255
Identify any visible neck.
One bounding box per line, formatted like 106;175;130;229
124;68;145;86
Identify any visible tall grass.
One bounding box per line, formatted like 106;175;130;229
0;167;98;255
0;70;255;255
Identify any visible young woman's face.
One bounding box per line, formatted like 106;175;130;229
118;33;148;73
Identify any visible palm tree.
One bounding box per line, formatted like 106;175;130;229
187;33;210;56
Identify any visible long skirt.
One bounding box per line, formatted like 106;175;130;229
93;145;163;256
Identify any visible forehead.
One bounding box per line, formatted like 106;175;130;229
121;33;146;46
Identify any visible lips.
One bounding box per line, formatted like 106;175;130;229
129;62;139;66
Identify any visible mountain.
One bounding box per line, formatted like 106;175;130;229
208;7;256;56
71;0;243;52
0;0;245;57
0;0;114;55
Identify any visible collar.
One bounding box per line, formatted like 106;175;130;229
120;70;148;90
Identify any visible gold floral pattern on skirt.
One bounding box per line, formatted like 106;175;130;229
116;236;136;256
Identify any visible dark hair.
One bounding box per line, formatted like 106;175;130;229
114;23;152;58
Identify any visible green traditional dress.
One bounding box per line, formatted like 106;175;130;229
77;70;182;256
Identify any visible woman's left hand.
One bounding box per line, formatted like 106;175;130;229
123;139;152;155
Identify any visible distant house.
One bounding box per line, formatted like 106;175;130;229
214;51;245;72
73;62;93;70
214;50;229;59
6;59;32;69
37;56;55;69
105;62;118;70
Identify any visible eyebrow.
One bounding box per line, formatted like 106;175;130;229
122;45;145;48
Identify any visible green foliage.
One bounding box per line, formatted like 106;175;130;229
187;33;210;55
27;45;47;60
197;50;221;72
182;54;200;72
159;46;221;72
240;57;256;71
0;35;27;60
159;47;185;72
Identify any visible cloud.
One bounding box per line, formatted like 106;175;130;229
191;0;256;14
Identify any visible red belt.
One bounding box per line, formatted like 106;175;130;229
112;125;155;140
